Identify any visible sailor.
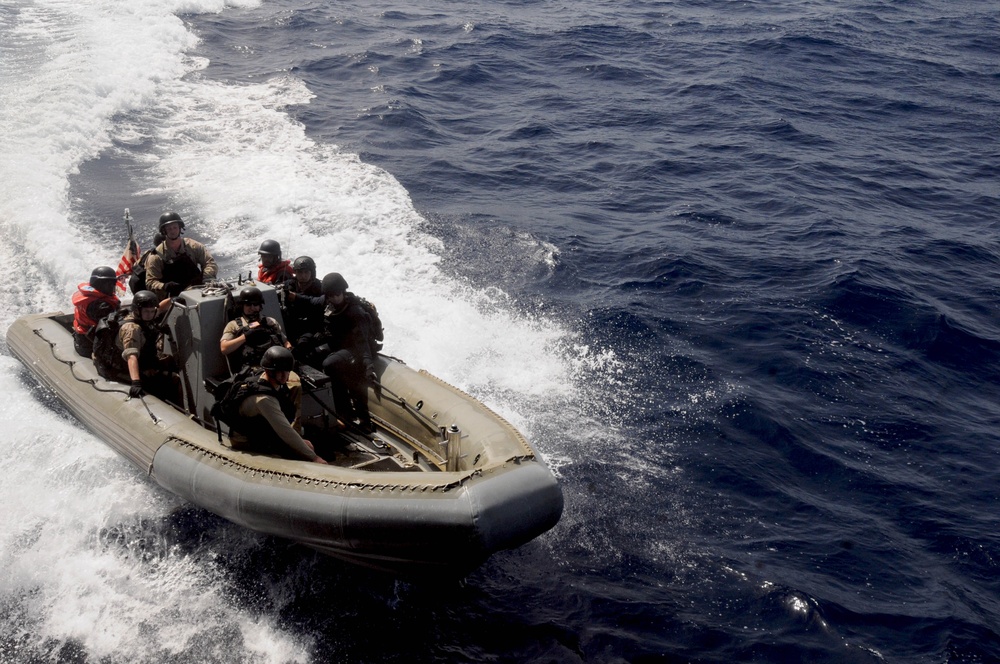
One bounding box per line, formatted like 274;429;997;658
280;255;325;350
256;239;294;285
145;211;218;299
72;266;121;357
223;346;328;464
313;272;378;434
220;286;291;372
101;290;175;400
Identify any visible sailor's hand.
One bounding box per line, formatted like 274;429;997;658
128;380;145;398
365;363;378;385
165;281;183;297
303;440;328;465
244;325;269;344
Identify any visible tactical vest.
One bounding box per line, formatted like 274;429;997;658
233;316;285;369
160;242;204;290
92;312;158;380
212;369;296;437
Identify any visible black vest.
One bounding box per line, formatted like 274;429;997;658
220;371;296;437
161;244;203;290
233;316;285;370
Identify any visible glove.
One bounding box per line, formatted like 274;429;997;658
165;281;183;297
244;326;269;344
365;364;378;384
314;343;331;357
129;380;145;398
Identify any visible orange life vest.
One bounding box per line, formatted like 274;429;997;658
71;283;120;335
258;259;294;285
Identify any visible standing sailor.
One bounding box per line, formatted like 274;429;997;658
314;273;378;434
280;255;325;353
145;211;218;299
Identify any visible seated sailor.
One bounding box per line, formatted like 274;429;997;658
220;286;291;372
220;285;302;430
256;239;294;285
92;290;176;401
72;266;120;358
219;347;328;464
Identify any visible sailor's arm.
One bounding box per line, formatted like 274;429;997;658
143;253;168;300
126;355;141;382
244;395;328;464
198;243;218;280
119;323;144;382
219;320;247;355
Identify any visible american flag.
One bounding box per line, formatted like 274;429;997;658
115;209;140;294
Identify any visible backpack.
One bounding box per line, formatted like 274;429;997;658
92;309;126;379
128;248;158;295
354;296;384;353
209;367;260;430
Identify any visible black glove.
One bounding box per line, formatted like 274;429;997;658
244;326;269;344
365;364;378;384
129;380;145;398
314;343;331;357
165;281;183;297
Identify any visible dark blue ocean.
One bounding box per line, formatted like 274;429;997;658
1;0;999;662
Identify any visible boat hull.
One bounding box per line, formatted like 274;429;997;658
7;308;562;577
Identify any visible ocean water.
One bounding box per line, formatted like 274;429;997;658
1;0;999;662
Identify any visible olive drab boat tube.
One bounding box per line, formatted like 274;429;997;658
7;281;562;577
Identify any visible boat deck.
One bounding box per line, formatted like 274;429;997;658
51;312;441;473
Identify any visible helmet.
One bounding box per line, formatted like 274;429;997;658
239;286;264;305
321;272;349;295
90;266;118;295
292;256;316;274
132;290;159;313
258;240;281;258
158;211;185;234
260;346;294;372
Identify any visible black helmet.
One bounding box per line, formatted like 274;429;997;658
90;266;118;295
321;272;349;295
258;239;281;258
158;211;185;233
239;286;264;305
292;256;316;274
132;290;159;313
152;232;165;247
260;346;294;372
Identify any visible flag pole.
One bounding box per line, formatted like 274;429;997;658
115;208;140;295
